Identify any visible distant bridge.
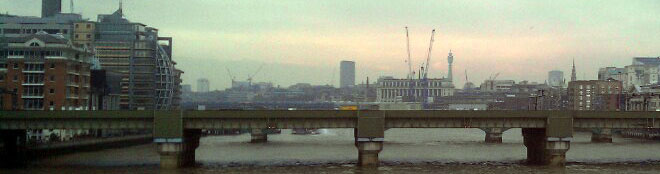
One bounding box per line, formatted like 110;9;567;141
1;110;659;168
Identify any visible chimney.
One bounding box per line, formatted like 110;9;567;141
41;0;62;18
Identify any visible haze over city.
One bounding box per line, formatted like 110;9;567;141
2;0;658;90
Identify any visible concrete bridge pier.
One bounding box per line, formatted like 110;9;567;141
523;128;546;165
481;128;508;143
0;130;27;168
591;128;613;143
354;112;385;167
356;141;383;167
545;139;570;166
250;129;268;143
156;129;201;169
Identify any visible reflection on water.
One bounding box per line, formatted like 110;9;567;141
4;128;660;174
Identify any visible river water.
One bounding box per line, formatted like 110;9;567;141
4;128;660;173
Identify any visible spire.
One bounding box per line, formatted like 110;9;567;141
118;0;123;16
571;58;577;81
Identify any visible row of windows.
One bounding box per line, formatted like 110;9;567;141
74;23;92;29
1;51;63;57
2;29;68;35
381;81;446;87
74;34;92;39
0;74;65;83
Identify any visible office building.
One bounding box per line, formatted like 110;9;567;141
548;70;564;87
340;60;355;88
197;78;210;93
598;67;625;81
95;7;178;110
41;0;62;18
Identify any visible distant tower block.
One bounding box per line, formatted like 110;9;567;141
340;60;356;88
42;0;62;18
447;50;454;82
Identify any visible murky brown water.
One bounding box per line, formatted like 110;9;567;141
4;128;660;173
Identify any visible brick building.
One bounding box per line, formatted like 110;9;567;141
0;33;92;110
567;80;623;111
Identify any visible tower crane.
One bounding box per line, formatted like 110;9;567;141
421;29;436;104
226;67;236;86
405;26;413;80
247;63;265;85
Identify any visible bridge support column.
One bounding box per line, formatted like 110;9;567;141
523;128;546;165
156;129;201;169
482;128;508;143
356;141;383;166
0;130;27;168
545;139;570;166
591;128;612;143
250;129;267;143
355;111;385;167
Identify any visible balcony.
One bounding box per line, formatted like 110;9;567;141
21;95;44;99
22;82;45;86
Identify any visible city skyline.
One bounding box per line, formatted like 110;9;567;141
2;0;658;90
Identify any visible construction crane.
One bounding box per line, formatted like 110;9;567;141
405;26;415;101
405;26;413;80
226;67;236;85
422;29;436;79
421;29;436;104
247;63;265;85
465;69;469;82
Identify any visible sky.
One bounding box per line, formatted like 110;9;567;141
2;0;659;90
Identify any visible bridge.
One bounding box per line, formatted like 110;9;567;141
1;110;659;168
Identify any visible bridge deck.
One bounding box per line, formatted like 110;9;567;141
0;110;659;129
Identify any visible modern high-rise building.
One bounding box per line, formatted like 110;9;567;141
41;0;62;18
197;78;210;93
339;60;355;88
547;70;564;87
0;33;93;110
95;7;178;110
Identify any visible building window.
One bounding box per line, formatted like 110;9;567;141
29;42;40;47
86;24;91;29
50;75;55;82
49;101;54;106
13;75;17;82
13;63;18;69
50;89;55;94
50;63;55;69
86;34;91;39
75;34;79;39
0;74;4;81
75;24;79;28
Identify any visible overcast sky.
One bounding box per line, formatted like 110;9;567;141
2;0;659;90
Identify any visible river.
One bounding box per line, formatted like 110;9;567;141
4;128;660;173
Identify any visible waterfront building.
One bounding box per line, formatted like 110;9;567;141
0;32;93;110
95;8;178;110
